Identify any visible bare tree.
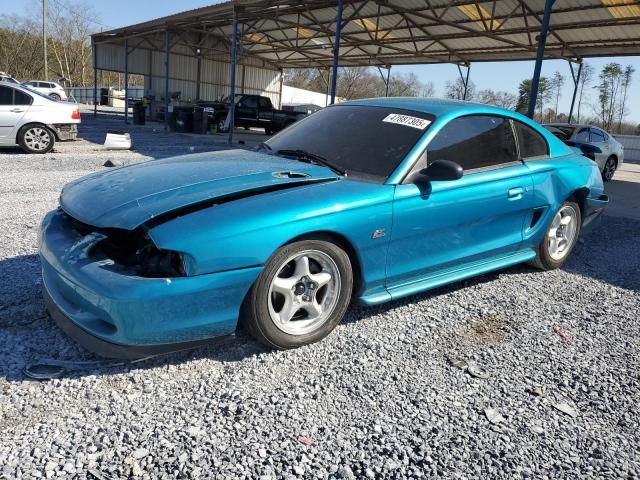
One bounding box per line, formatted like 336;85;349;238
283;67;434;101
576;63;594;123
420;81;435;97
477;89;517;109
444;77;476;100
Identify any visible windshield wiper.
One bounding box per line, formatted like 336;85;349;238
276;149;346;176
256;142;273;153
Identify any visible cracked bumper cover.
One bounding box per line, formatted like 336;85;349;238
40;210;262;358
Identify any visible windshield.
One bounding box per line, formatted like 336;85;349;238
221;94;243;104
265;105;434;182
19;85;59;101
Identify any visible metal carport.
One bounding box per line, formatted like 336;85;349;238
91;0;640;142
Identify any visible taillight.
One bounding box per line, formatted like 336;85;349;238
71;108;80;120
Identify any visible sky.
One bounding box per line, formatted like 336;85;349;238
3;0;640;122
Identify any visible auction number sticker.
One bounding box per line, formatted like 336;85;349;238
382;113;431;130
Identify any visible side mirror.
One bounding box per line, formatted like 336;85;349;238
411;159;463;183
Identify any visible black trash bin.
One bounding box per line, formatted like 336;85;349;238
192;107;208;134
133;101;146;125
175;108;193;133
100;88;109;106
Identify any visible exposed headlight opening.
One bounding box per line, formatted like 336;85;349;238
66;214;191;278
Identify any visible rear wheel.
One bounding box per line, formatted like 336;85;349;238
242;240;353;349
49;93;61;100
531;200;581;270
18;125;55;154
602;156;617;182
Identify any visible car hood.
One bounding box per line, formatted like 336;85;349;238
60;150;337;230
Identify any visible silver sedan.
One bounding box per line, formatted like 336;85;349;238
543;123;624;182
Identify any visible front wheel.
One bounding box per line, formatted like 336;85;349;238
531;200;581;270
241;240;353;349
601;156;617;182
18;125;55;154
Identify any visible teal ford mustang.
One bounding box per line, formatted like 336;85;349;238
40;98;608;358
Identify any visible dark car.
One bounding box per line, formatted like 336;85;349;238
198;94;307;135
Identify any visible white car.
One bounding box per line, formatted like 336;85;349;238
22;80;68;101
0;81;80;154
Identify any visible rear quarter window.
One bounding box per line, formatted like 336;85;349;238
513;121;548;158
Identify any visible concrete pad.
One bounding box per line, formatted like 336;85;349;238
606;162;640;220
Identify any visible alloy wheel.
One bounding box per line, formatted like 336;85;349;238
23;128;52;152
547;205;578;261
267;250;341;335
603;157;616;181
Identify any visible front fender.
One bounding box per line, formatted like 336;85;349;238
148;179;395;295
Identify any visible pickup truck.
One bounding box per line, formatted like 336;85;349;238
198;94;308;135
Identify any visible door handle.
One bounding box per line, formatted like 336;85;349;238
508;187;525;200
10;108;24;113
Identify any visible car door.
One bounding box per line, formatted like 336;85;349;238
257;96;274;125
387;114;534;288
236;96;258;127
0;86;30;145
589;128;610;170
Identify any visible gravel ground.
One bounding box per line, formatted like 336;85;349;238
1;117;639;479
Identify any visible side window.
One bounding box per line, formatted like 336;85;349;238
240;96;258;109
0;86;12;105
14;90;32;105
427;115;518;171
575;128;590;143
590;129;606;142
258;97;271;110
513;121;548;158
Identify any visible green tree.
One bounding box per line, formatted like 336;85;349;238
576;63;594;123
515;77;551;120
597;63;623;130
551;71;565;121
617;65;635;132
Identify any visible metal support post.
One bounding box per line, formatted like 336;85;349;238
330;0;344;104
527;0;555;118
228;6;238;144
568;61;582;123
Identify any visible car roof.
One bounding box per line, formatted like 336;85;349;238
338;96;541;124
543;122;591;129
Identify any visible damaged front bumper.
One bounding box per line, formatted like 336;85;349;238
50;124;78;141
39;209;262;358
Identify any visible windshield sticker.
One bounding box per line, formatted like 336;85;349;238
382;113;431;130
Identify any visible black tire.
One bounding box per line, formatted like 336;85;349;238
530;200;581;270
241;239;353;349
49;93;61;100
601;156;617;182
18;125;55;154
215;116;227;133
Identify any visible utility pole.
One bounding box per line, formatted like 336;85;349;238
43;0;48;80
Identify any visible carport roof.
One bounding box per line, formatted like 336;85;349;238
92;0;640;67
